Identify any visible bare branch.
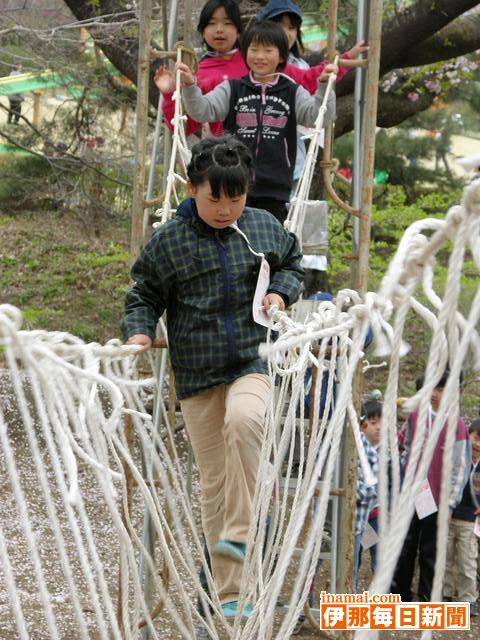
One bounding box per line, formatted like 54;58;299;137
336;0;479;96
401;11;480;67
377;0;479;74
0;105;131;188
335;91;435;138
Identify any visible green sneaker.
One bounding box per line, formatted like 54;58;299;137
212;539;246;562
221;600;253;618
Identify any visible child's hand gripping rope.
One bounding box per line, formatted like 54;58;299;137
262;293;285;313
318;62;339;82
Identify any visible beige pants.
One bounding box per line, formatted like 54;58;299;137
444;517;479;603
180;373;270;603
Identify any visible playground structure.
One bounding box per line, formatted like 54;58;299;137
1;178;479;640
1;1;479;639
131;0;383;614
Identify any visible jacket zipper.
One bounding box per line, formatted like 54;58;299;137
284;139;291;167
214;232;237;363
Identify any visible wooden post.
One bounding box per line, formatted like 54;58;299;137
117;414;135;639
32;91;42;128
131;0;152;258
326;0;338;62
352;0;383;295
336;0;384;605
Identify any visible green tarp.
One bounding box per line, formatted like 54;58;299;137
0;71;75;96
0;143;33;155
0;61;123;96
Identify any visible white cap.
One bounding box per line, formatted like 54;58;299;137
456;153;480;172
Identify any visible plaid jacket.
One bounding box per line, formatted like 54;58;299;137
355;433;379;537
122;197;304;399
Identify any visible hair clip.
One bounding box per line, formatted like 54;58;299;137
213;144;240;167
224;137;238;152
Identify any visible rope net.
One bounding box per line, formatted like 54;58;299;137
0;181;479;639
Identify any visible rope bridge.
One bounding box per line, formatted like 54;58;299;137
0;182;479;639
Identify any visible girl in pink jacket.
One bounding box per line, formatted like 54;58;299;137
157;0;362;137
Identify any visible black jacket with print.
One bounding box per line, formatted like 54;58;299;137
223;74;298;203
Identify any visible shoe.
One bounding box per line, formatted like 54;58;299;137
292;613;306;634
221;600;253;618
470;603;478;617
443;596;452;602
212;539;246;562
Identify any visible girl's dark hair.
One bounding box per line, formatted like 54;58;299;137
469;418;480;436
187;136;252;199
416;367;463;391
241;20;289;70
197;0;243;50
272;12;304;58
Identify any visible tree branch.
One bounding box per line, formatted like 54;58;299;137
61;0;163;102
336;0;479;96
335;91;435;138
376;0;479;74
401;11;480;67
53;0;480;135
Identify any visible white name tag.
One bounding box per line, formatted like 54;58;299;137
361;521;380;550
414;479;438;519
474;516;480;538
252;258;271;327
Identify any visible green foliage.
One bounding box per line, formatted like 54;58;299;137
21;308;46;328
327;184;464;293
87;1;102;15
79;251;130;267
335;96;476;202
0;155;51;202
0;214;14;226
71;322;97;342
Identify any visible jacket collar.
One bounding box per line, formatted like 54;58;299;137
240;72;290;92
175;197;235;237
248;70;280;88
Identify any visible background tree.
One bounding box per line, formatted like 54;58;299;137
0;0;138;218
1;1;478;212
60;0;480;134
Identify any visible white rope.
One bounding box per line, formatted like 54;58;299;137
0;181;479;638
285;57;338;241
155;48;192;225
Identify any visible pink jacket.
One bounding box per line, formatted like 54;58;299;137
161;49;351;136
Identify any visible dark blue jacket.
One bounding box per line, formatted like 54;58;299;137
122;198;304;399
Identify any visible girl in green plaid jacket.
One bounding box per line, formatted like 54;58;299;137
122;136;303;618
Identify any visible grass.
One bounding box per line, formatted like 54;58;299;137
0;208;130;343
